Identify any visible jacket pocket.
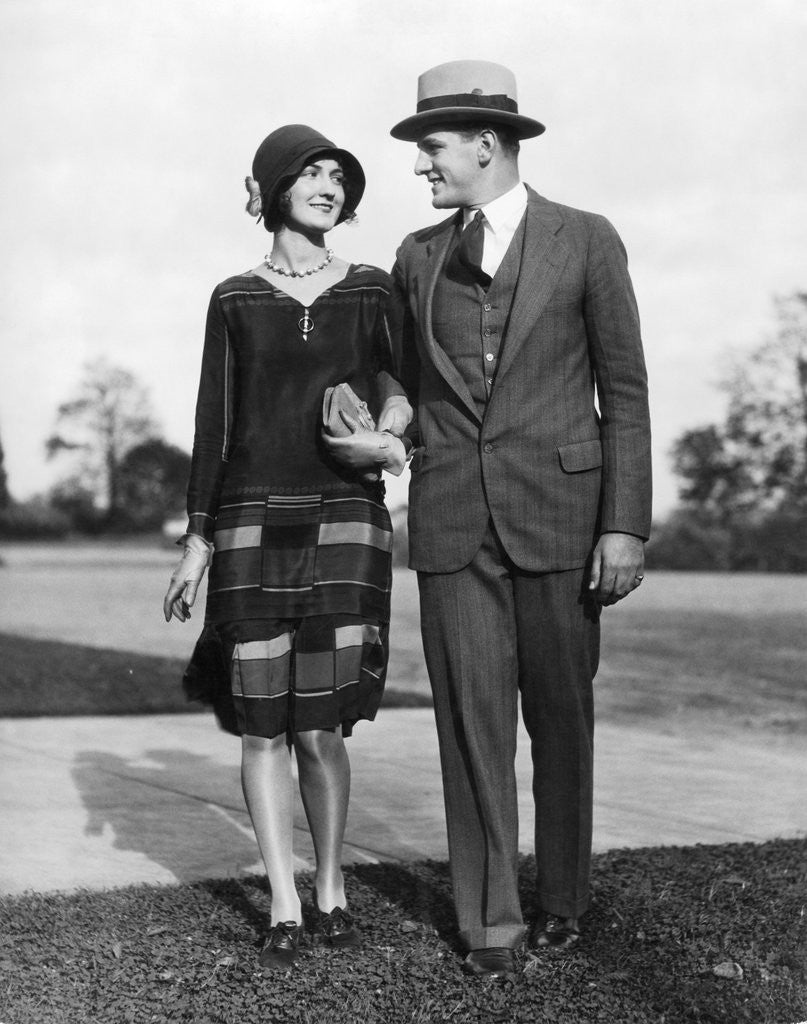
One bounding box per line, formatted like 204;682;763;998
557;439;602;473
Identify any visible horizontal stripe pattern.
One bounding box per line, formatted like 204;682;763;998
228;617;389;738
205;490;393;622
214;525;263;551
318;521;393;551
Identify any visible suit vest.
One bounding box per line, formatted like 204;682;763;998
432;215;527;416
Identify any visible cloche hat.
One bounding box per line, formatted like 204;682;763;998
251;124;365;226
390;60;545;142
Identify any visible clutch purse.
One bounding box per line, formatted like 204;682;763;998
322;382;375;437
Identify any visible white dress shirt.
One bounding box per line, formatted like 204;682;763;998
462;182;528;280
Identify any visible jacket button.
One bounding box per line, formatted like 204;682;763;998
483;442;494;454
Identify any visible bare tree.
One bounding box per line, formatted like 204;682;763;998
46;358;159;523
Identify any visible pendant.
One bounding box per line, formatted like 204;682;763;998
298;309;314;341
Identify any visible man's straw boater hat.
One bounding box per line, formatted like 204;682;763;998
390;60;545;142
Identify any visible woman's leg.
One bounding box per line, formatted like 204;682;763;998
241;732;301;925
293;728;350;910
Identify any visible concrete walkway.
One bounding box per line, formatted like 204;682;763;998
1;709;804;896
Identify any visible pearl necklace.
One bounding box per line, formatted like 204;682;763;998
264;248;334;278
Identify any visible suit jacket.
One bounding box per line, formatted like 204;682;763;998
390;186;652;574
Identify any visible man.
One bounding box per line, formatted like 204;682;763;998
388;60;652;979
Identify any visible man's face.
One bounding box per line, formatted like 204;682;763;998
414;129;482;209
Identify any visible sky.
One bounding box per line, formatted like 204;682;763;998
1;0;805;516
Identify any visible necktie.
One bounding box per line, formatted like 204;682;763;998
457;209;492;288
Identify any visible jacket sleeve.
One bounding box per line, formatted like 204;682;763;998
583;215;652;539
389;239;423;450
185;288;235;543
371;274;409;414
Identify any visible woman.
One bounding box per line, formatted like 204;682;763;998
163;124;411;971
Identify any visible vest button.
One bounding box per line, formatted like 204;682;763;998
484;442;494;454
484;328;492;336
485;352;494;362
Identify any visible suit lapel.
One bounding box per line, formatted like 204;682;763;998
495;189;569;383
414;215;482;424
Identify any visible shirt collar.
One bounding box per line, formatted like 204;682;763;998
463;182;528;233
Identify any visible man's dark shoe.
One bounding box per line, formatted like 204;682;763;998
312;892;361;949
462;947;516;979
530;913;581;952
259;920;303;971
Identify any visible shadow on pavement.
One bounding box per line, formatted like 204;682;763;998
71;748;261;884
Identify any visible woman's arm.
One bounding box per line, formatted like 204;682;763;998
185;289;234;543
165;288;232;622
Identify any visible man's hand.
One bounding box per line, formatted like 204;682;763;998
588;532;645;606
376;394;413;437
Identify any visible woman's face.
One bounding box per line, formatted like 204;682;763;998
281;158;345;233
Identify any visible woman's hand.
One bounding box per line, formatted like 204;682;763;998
322;425;407;476
163;534;213;622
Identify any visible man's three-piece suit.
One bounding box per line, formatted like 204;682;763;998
391;185;652;949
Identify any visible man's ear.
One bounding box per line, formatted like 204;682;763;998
477;129;496;167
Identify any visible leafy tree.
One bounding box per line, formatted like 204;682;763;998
115;439;191;531
45;359;159;525
49;476;107;534
656;292;807;571
671;424;745;524
671;292;807;523
0;495;71;540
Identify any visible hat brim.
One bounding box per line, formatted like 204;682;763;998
390;108;545;142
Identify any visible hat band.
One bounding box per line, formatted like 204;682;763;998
416;92;518;115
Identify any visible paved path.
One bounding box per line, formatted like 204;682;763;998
1;710;804;896
2;545;804;896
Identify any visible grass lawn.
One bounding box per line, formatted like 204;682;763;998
596;604;807;734
2;564;804;733
2;839;805;1024
0;632;431;717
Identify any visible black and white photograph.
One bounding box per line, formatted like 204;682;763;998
1;2;805;1021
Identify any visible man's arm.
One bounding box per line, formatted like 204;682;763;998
583;216;652;603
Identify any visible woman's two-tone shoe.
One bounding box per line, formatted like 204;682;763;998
259;920;304;971
312;892;361;949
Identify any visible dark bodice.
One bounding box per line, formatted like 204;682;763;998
186;264;401;541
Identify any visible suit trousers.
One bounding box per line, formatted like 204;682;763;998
417;520;600;950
